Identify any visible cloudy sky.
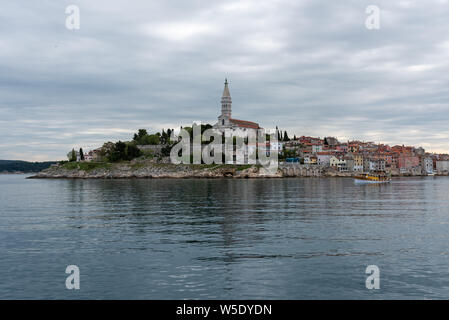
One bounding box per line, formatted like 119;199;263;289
1;0;449;160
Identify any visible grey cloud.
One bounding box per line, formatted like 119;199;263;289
1;0;449;160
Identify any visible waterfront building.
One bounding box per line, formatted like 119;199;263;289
352;153;364;172
343;154;354;172
304;155;318;165
398;155;420;172
330;155;346;169
421;156;434;174
436;160;449;174
369;158;386;172
317;152;332;167
363;158;371;173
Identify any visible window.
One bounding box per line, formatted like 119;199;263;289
222;119;224;125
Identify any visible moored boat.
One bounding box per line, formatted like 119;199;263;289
354;171;391;184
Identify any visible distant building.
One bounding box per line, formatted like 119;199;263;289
369;158;386;172
270;141;284;154
82;148;102;162
330;156;346;170
317;152;332;167
436;160;449;174
352;153;364;172
398;155;420;172
324;137;339;147
421;156;434;174
363;158;370;173
304;155;317;165
312;144;323;153
348;144;359;153
84;153;93;162
344;155;354;172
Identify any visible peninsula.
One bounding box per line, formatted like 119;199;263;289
28;80;449;179
28;161;283;179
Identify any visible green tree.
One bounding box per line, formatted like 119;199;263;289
144;134;160;145
108;141;126;162
133;129;149;144
70;149;77;162
79;148;84;161
99;142;115;160
138;129;148;139
167;128;172;141
161;144;172;157
161;129;167;144
133;128;165;145
283;131;290;141
126;142;142;159
108;141;142;162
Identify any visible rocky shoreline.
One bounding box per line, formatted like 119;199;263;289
27;162;283;179
27;161;448;179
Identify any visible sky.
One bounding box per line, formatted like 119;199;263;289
1;0;449;161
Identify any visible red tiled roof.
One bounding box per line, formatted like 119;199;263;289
230;118;260;129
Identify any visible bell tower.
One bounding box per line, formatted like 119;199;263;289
221;78;232;119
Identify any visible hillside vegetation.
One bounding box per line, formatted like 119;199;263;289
0;160;58;173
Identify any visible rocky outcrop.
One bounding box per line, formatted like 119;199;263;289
28;162;283;179
29;161;446;179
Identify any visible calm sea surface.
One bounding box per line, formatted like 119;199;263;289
0;174;448;299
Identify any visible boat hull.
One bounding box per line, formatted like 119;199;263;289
354;178;390;184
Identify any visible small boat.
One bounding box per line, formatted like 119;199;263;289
354;171;391;184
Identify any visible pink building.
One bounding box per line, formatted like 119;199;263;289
398;156;420;169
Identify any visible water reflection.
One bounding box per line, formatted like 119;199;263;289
1;176;449;299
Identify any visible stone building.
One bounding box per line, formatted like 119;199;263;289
213;79;261;135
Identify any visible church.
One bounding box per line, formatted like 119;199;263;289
213;79;261;134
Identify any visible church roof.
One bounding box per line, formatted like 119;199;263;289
230;118;260;129
222;78;231;97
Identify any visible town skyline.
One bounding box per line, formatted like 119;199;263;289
3;73;449;161
2;1;449;161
